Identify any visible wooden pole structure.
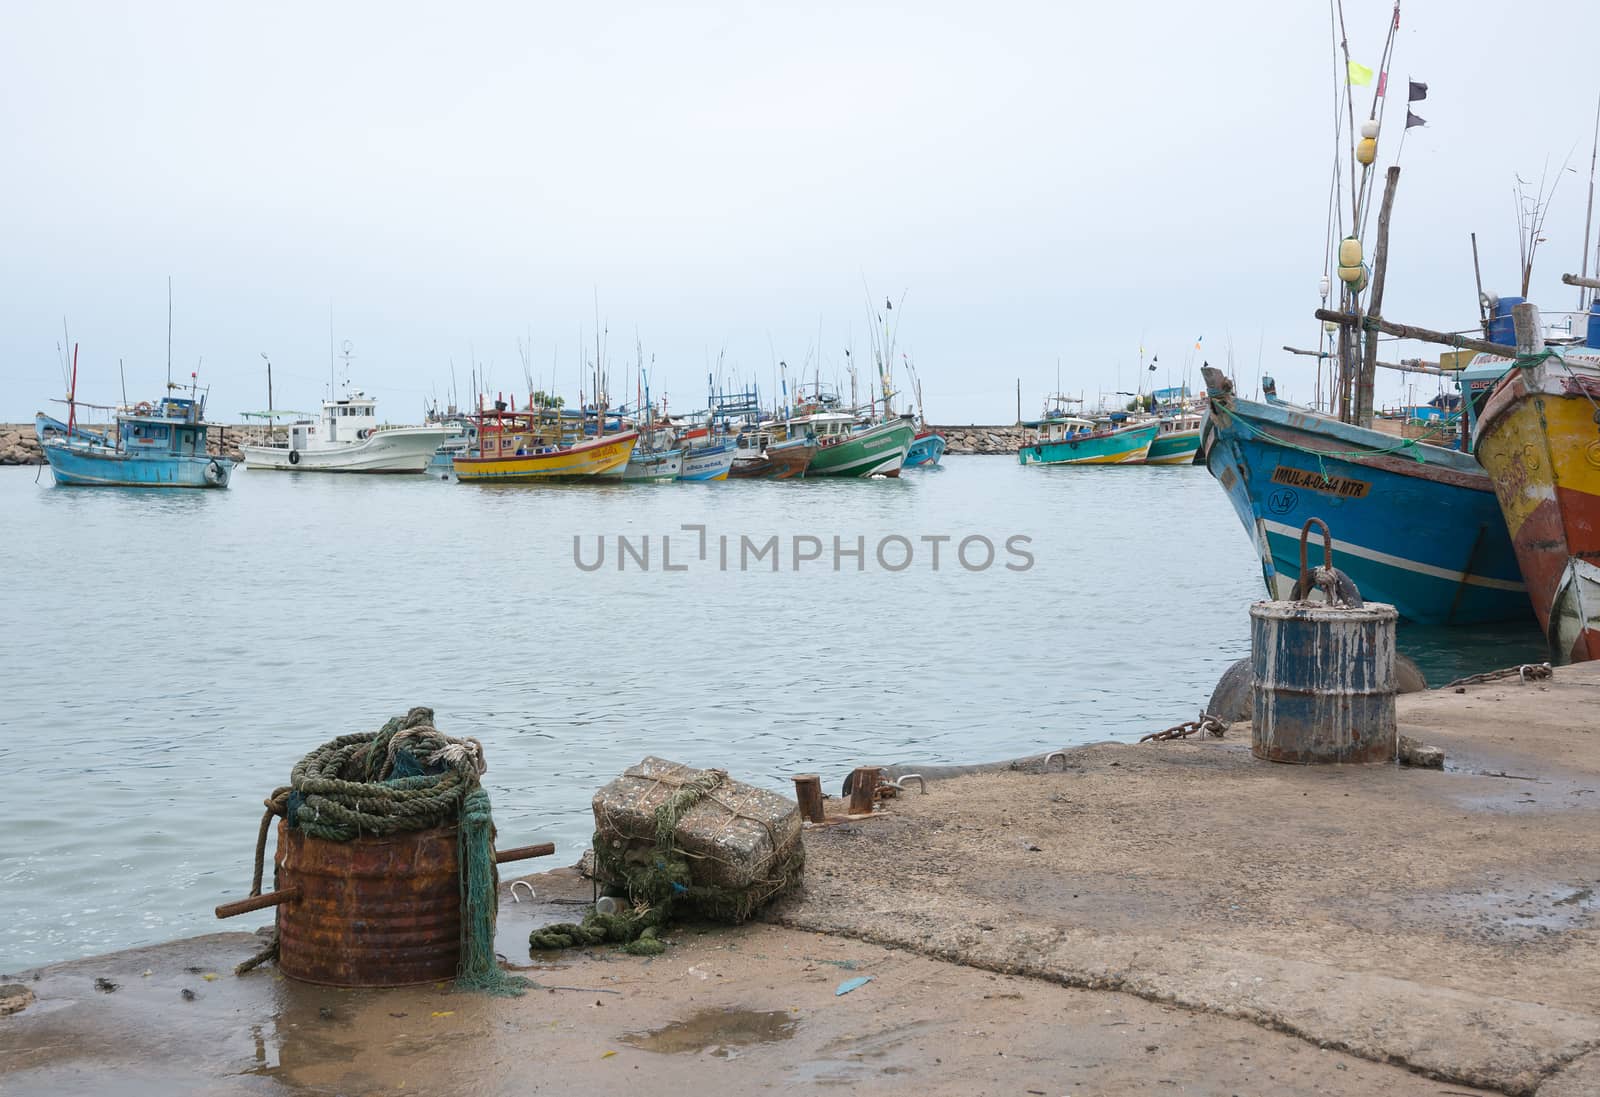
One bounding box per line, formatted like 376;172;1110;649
1563;272;1600;291
1512;302;1545;357
1314;310;1519;358
1472;233;1489;336
791;775;824;823
1359;166;1401;428
847;767;882;815
1285;345;1448;375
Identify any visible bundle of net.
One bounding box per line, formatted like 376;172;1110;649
529;764;804;957
250;706;529;995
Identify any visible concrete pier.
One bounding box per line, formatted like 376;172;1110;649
4;665;1598;1095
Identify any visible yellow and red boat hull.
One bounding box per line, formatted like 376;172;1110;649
1474;353;1600;662
454;430;638;483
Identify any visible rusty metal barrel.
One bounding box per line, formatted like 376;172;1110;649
274;819;462;987
1249;518;1398;765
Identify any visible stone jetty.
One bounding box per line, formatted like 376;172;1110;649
927;424;1026;455
0;423;278;466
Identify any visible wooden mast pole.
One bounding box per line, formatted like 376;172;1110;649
1315;310;1519;357
1358;166;1401;427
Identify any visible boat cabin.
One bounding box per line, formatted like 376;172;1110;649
791;411;861;446
472;409;566;457
1158;413;1202;436
1022;415;1108;443
320;393;379;445
117;397;212;457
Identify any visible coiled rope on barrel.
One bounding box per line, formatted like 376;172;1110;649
239;707;528;995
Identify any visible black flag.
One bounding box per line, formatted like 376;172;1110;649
1408;80;1428;102
1406;109;1427;129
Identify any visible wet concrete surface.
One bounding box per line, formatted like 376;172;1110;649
775;663;1600;1095
0;916;1498;1097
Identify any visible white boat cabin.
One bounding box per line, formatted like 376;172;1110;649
1028;416;1099;443
789;411;862;443
289;393;381;452
1158;413;1203;436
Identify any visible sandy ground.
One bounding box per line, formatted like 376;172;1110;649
4;665;1599;1095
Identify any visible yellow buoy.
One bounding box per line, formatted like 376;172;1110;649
1338;264;1363;284
1338;237;1363;268
1356;137;1378;165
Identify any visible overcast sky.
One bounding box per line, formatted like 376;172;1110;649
4;1;1597;424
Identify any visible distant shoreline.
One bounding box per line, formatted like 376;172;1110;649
3;422;1031;466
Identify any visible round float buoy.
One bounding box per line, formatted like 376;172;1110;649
1337;236;1362;269
1359;119;1380;140
1356;137;1377;165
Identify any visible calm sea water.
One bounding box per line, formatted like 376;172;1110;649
0;457;1546;968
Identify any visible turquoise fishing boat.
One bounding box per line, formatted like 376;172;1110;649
35;394;232;489
1018;412;1157;466
903;430;946;468
1142;411;1204;464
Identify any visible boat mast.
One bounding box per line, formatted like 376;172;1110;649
166;277;173;393
67;343;78;434
1580;92;1600;310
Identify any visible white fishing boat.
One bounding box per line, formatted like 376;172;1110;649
241;389;450;473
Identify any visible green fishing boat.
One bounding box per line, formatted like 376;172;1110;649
792;412;916;478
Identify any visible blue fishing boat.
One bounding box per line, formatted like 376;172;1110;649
1199;366;1527;625
35;394;233;489
903;430;946;468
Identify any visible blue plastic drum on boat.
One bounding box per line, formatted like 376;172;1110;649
1486;296;1527;348
1249;600;1399;764
1588;300;1600;349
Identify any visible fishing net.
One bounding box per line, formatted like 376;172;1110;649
529;757;804;956
242;706;529;995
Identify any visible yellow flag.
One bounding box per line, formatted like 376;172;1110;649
1347;60;1373;86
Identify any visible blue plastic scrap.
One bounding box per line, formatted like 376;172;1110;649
834;976;873;997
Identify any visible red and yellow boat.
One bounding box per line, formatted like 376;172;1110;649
453;401;638;483
1474;348;1600;662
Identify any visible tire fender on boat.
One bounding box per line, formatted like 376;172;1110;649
204;460;225;485
288;449;301;465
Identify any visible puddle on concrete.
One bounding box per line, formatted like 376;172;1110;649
1440;885;1600;932
621;1007;798;1056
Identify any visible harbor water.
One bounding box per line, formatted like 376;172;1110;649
0;458;1546;968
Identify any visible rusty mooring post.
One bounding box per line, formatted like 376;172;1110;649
848;767;882;815
791;774;824;823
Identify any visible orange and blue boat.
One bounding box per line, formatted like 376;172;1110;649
1473;334;1600;662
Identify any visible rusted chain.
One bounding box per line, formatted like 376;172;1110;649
1444;662;1552;689
1139;713;1229;743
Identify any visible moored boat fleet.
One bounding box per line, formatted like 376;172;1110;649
1192;3;1600;665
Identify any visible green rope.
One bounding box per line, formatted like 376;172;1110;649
530;769;800;956
260;708;529;996
1513;348;1562;369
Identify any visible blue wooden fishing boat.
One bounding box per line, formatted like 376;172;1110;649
35;394;233;489
1199;366;1527;625
903;430;946;468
